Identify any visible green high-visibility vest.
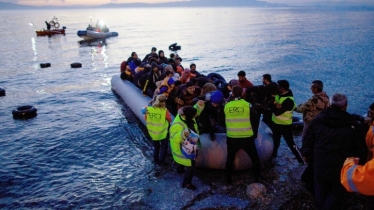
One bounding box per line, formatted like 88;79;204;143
169;115;199;166
224;99;253;138
146;107;168;140
272;95;296;125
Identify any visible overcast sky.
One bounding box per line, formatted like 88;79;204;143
5;0;374;6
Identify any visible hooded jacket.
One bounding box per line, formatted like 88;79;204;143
301;107;362;176
295;91;330;123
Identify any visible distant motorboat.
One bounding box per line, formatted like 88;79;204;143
36;28;66;36
33;16;66;36
77;30;118;40
77;20;118;40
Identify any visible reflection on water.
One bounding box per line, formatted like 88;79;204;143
1;7;374;209
78;39;106;47
31;37;37;62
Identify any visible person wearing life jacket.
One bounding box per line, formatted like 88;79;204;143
365;103;374;161
271;80;304;165
224;85;261;184
153;71;174;96
180;68;192;84
158;78;175;98
126;52;141;76
141;95;172;165
189;63;202;79
120;61;133;81
169;103;204;190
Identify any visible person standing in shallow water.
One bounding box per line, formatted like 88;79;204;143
141;95;172;165
271;80;304;165
224;85;261;184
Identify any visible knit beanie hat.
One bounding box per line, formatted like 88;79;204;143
168;78;175;86
210;90;224;104
151;62;158;69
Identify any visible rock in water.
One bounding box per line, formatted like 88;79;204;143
246;183;267;199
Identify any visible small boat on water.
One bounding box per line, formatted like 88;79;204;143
36;28;66;36
34;16;66;36
77;30;118;40
77;20;118;40
111;75;275;170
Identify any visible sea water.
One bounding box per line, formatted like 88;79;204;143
0;7;373;209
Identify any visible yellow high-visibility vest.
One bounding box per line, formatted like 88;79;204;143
224;99;253;138
272;95;296;125
169;115;199;166
146;107;168;141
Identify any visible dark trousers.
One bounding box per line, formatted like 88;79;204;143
152;138;168;164
225;136;261;181
177;160;196;185
314;171;345;210
272;123;304;164
262;109;273;129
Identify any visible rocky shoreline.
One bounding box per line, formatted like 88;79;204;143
131;130;367;209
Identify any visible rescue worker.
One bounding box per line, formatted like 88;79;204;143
224;85;261;184
271;80;304;164
365;102;374;160
141;95;172;165
169;103;204;190
341;158;374;196
341;102;374;209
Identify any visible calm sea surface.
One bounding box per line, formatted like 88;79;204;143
0;7;373;209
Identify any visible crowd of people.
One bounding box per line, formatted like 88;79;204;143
121;47;374;209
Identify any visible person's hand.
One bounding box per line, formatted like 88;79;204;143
344;157;359;165
183;129;189;138
275;103;282;108
197;100;205;107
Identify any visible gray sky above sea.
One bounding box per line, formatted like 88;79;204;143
1;0;374;7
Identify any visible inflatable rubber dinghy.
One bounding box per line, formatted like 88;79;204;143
111;75;274;170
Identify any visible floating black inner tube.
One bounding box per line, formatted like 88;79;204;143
207;72;227;83
213;79;227;89
169;45;181;51
40;63;51;68
12;105;37;119
0;88;5;96
168;43;181;51
71;62;82;68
